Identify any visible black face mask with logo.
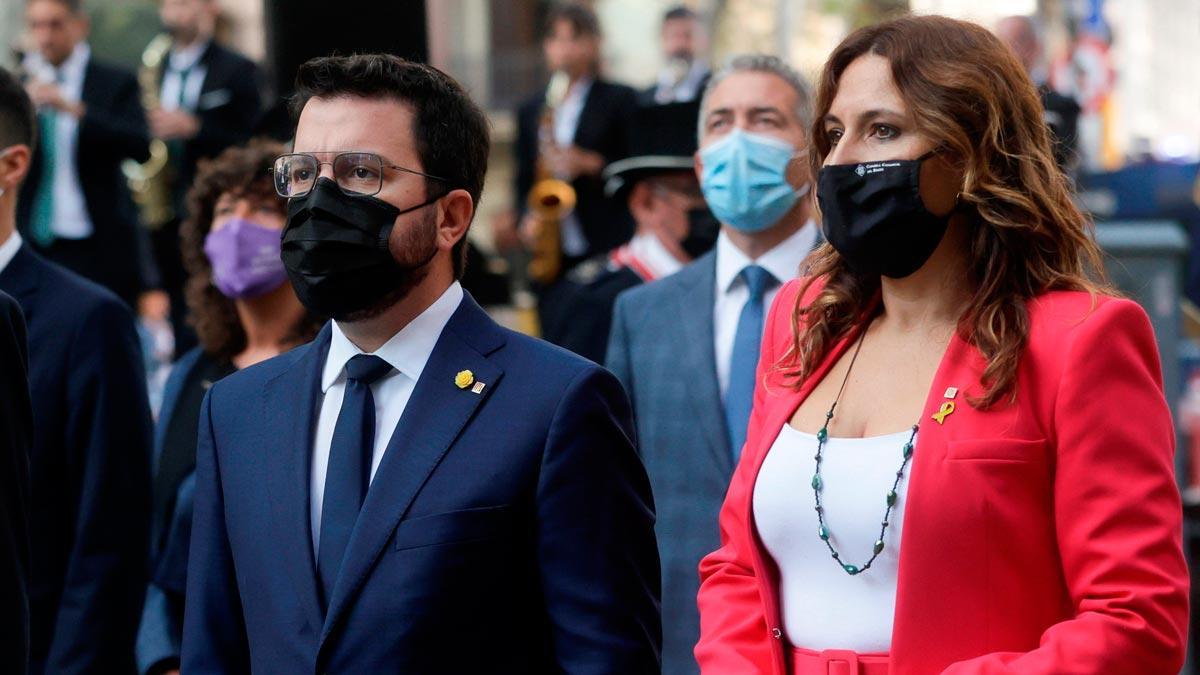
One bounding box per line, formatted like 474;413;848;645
281;178;440;318
682;206;721;259
817;150;953;279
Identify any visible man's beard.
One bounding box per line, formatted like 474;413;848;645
332;207;439;323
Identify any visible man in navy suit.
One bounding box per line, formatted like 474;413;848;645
181;54;661;674
0;66;153;675
0;288;32;675
606;55;819;675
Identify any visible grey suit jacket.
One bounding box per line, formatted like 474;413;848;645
606;251;731;675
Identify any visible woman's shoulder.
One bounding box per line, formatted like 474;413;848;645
1025;289;1155;358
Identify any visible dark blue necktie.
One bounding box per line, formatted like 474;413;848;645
317;354;394;607
725;265;777;460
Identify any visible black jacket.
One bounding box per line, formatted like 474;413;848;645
515;78;637;263
160;40;262;214
0;290;32;675
17;57;151;304
0;245;152;675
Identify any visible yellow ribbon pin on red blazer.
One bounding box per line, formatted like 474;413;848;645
931;401;956;425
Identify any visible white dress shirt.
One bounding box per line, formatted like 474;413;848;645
160;40;208;112
310;282;464;552
714;220;818;397
22;43;94;239
653;60;709;104
625;232;685;280
754;424;914;651
550;77;592;258
0;231;23;275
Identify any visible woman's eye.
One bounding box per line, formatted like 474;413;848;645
872;124;899;140
826;129;843;146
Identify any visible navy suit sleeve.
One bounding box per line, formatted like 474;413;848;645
80;69;151;163
44;296;150;674
0;293;31;675
536;365;661;673
181;388;250;675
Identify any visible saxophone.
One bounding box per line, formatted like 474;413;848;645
526;71;577;285
122;33;176;229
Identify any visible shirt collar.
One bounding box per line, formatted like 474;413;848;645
715;218;818;294
321;281;464;393
627;232;685;279
169;39;209;72
0;231;22;276
23;42;90;83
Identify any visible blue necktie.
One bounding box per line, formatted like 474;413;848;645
29;70;62;248
725;265;777;460
317;354;394;608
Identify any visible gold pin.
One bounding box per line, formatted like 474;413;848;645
944;386;959;399
471;381;486;394
455;370;475;389
931;401;956;425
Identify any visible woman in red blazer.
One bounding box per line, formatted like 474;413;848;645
695;15;1188;675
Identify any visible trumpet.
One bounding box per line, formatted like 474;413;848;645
526;71;577;285
122;33;176;230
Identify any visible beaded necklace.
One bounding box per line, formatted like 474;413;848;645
811;324;918;576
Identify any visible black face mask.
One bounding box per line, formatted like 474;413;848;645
681;206;720;259
282;178;440;318
817;150;952;279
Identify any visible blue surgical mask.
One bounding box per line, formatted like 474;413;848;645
699;129;809;233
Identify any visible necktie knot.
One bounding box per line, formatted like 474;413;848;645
740;264;777;303
344;354;393;385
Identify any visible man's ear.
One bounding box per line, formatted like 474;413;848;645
693;150;703;182
0;145;32;192
436;188;474;251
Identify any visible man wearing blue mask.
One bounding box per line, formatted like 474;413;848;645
606;54;818;675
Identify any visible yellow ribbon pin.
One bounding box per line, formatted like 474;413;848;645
931;401;956;425
454;370;475;389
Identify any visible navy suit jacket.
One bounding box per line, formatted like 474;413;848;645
182;293;662;674
0;244;153;675
0;290;32;675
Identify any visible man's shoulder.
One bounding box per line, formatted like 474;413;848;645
212;339;313;398
205;41;257;71
617;252;713;312
30;255;130;327
84;58;137;86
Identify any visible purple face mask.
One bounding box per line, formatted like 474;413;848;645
203;218;289;299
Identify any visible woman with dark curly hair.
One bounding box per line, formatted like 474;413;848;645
135;139;321;675
695;15;1188;675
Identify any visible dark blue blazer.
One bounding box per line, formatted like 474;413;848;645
0;244;153;675
182;293;662;674
0;290;32;675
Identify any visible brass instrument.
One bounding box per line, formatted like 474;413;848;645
123;34;176;229
526;71;577;284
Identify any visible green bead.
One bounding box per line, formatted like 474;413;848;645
817;428;828;443
843;564;860;575
887;490;897;507
873;539;885;555
818;525;829;541
811;474;822;491
903;443;914;459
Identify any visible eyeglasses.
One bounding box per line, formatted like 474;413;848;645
271;152;446;199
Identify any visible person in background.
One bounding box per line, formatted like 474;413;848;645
19;0;152;309
696;16;1186;673
606;54;819;675
148;0;263;355
642;5;710;105
548;100;714;363
0;288;32;675
135;139;320;675
996;14;1081;171
0;65;153;675
181;53;660;673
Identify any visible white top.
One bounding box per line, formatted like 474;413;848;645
310;282;464;553
551;76;593;258
0;232;22;274
160;40;209;112
753;423;915;652
22;43;94;240
714;220;818;397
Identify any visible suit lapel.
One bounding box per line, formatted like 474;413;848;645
673;254;733;475
572;80;604;149
0;245;43;324
319;296;505;645
262;324;330;634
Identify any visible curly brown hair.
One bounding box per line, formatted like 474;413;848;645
180;138;322;362
789;15;1112;409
